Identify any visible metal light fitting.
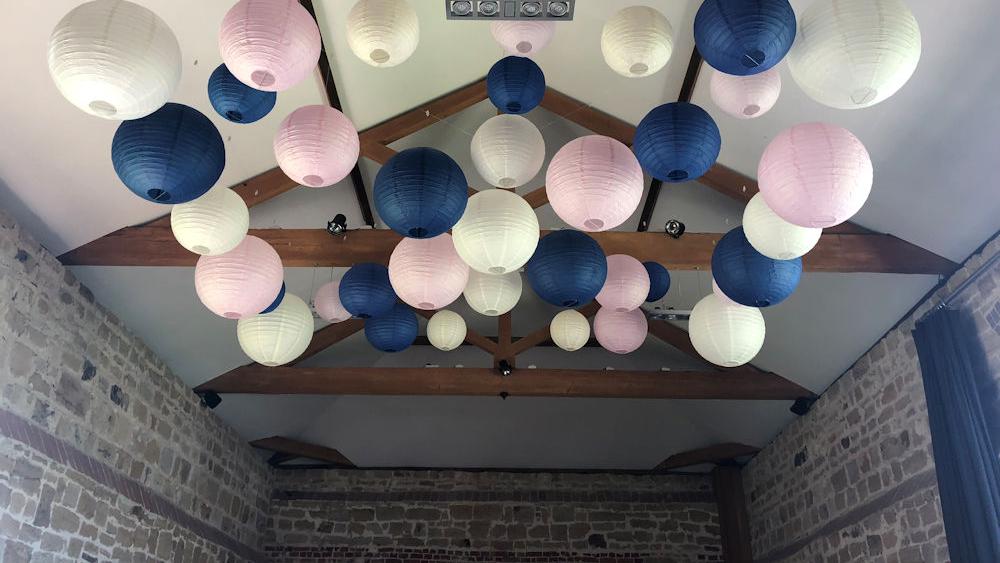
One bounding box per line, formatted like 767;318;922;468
446;0;574;20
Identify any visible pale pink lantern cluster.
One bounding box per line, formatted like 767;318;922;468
313;280;351;323
596;254;650;312
195;235;284;319
388;234;470;310
594;307;648;354
490;21;556;57
274;105;361;188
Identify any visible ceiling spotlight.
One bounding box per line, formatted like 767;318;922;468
521;1;542;16
327;213;347;236
548;1;569;17
497;359;513;377
665;219;686;239
478;1;499;16
451;0;473;16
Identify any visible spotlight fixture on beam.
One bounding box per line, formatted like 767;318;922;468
446;0;574;20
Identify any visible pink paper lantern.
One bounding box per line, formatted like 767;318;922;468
219;0;321;92
546;135;644;232
313;280;351;323
195;235;283;319
388;234;470;310
490;21;556;57
758;122;873;228
274;105;360;188
709;68;781;120
594;307;648;354
596;254;650;312
712;278;739;306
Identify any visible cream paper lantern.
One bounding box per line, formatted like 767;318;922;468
710;68;782;120
743;193;822;260
237;294;314;366
688;293;766;367
453;189;540;275
427;310;467;351
550;310;591;352
346;0;420;67
787;0;922;109
470;115;545;189
601;6;674;78
170;186;249;256
490;20;556;57
48;0;181;120
464;271;522;317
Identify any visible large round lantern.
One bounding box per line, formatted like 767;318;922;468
743;194;822;260
633;102;721;183
195;235;283;319
712;227;802;308
219;0;321;91
111;103;225;204
550;310;591;352
689;293;765;367
365;302;417;353
471;115;545;189
491;21;556;57
757;122;873;228
427;310;467;351
452;189;539;275
526;231;607;308
464;271;522;317
339;263;397;319
596;255;650;313
546;136;644;232
207;63;276;124
594;307;647;354
388;235;469;310
487;56;546;115
694;0;796;76
237;294;313;366
643;262;671;302
274;105;360;188
788;0;921;109
709;68;781;119
314;281;352;323
374;148;468;238
601;6;674;78
170;185;249;256
346;0;420;68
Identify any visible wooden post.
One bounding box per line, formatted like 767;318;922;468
712;465;754;562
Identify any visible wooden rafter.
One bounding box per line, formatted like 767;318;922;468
654;443;760;471
414;309;497;356
508;302;599;357
251;436;355;468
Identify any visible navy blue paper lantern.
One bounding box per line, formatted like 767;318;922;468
487;56;545;115
365;302;418;353
207;63;276;124
526;230;607;307
711;227;802;308
694;0;796;76
374;148;468;238
633;102;721;183
111;103;225;204
643;262;671;302
260;282;286;314
339;263;397;319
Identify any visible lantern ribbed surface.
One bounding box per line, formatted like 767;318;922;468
594;307;647;355
388;234;469;310
208;63;276;124
711;227;802;308
487;56;546;115
112;103;225;204
526;230;607;308
689;293;765;367
601;6;674;78
546;135;643;232
194;235;283;320
313;280;352;323
170;185;249;256
471;115;545;189
346;0;420;68
48;0;181;120
464;271;522;317
365;302;418;353
260;282;286;314
427;310;467;351
237;293;313;366
633;102;721;183
643;262;671;302
453;189;539;275
374;148;468;238
491;21;556;57
788;0;921;109
758;122;873;228
596;255;650;313
219;0;320;91
550;310;591;352
743;193;822;260
274;105;360;188
710;67;781;119
694;0;796;76
339;263;397;319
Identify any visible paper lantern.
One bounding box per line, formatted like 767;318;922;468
550;310;591;352
471;115;545;189
526;231;607;308
633;102;721;183
464;271;522;317
388;235;469;310
453;189;539;275
712;227;802;308
374;148;468;238
712;278;740;306
596;255;650;313
594;307;647;354
491;21;556;57
260;282;286;314
339;263;396;319
601;6;674;78
346;0;420;67
219;0;320;91
743;193;822;260
313;281;351;323
546;136;644;232
194;235;283;319
788;0;921;109
427;310;467;351
487;56;545;115
365;302;418;352
170;186;249;256
709;68;781;119
274;105;360;188
111;103;225;204
757;122;873;228
48;0;181;120
694;0;796;76
643;262;671;302
207;63;276;124
237;294;313;366
689;293;765;367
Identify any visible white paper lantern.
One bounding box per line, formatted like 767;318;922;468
48;0;181;120
787;0;922;109
471;115;545;189
550;310;591;352
490;21;556;57
601;6;674;78
346;0;420;67
743;193;822;260
237;294;314;366
388;235;469;310
464;271;522;317
709;68;782;119
170;186;249;256
453;189;540;275
688;293;766;367
427;310;467;351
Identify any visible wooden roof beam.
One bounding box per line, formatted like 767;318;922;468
251;436;355;467
654;443;761;471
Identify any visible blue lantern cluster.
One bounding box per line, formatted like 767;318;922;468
487;56;546;115
374;148;468;239
365;302;418;353
694;0;797;76
526;231;608;307
207;63;276;124
339;263;397;319
711;227;802;308
643;262;671;302
633;102;721;183
260;282;286;314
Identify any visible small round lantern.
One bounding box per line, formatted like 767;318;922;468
208;63;276;124
452;189;539;275
743;193;822;260
526;230;607;308
374;148;468;238
314;280;352;323
633;102;721;183
689;293;765;367
487;56;546;115
694;0;796;76
170;185;249;256
346;0;420;68
194;235;284;319
388;234;469;310
491;21;556;57
712;227;802;308
365;302;417;353
427;310;467;351
594;307;647;354
550;310;591;352
274;105;360;188
471;115;545;189
237;293;314;366
339;263;397;319
643;262;671;302
464;271;522;317
709;68;781;119
601;6;674;78
596;255;650;313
